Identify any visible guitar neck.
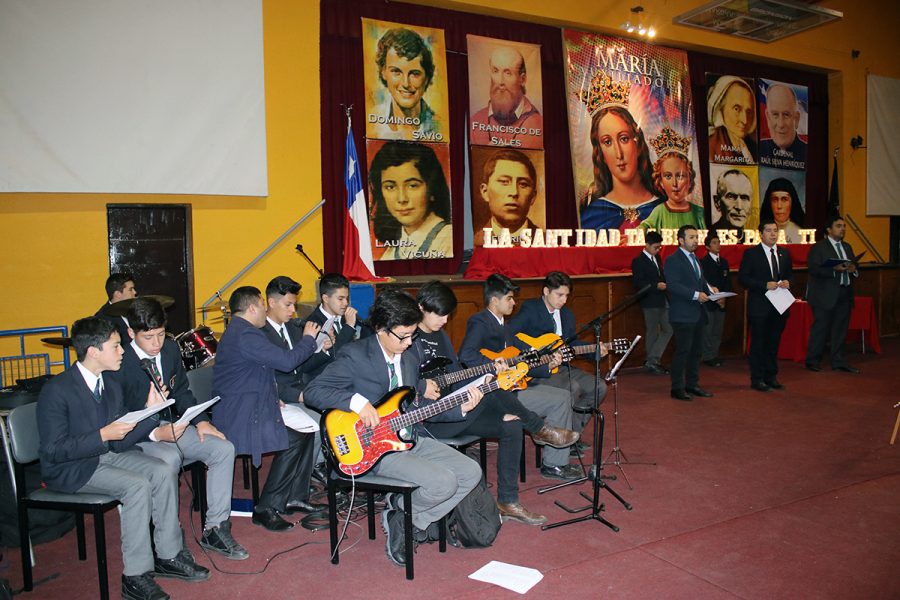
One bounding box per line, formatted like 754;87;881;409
390;379;500;431
432;362;495;388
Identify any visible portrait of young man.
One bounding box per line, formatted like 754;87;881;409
362;19;450;142
472;146;545;246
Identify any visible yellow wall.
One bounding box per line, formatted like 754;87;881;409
1;0;897;346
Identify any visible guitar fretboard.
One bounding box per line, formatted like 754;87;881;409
389;379;501;431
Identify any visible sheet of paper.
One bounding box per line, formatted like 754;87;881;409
175;396;220;426
315;316;335;352
115;399;175;424
281;403;320;432
707;291;737;301
469;561;543;595
765;287;796;315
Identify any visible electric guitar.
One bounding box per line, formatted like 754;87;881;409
322;363;529;477
420;345;575;393
514;333;631;374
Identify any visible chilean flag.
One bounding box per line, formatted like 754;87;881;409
341;118;381;281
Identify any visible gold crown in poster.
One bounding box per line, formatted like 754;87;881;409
579;71;631;115
649;126;692;158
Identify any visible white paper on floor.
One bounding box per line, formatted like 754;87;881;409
469;560;543;594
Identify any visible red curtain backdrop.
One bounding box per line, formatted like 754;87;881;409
320;1;828;278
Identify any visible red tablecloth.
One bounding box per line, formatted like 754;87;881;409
776;296;880;361
464;244;811;279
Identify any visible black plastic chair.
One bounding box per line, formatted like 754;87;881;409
7;402;119;600
327;468;446;581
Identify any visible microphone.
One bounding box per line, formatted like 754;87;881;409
140;358;167;399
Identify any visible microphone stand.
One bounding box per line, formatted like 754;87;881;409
295;244;324;275
536;290;647;533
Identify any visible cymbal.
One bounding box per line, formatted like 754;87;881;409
198;305;230;314
42;337;74;348
101;295;175;317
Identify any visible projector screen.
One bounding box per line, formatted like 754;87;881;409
867;74;900;215
0;0;267;196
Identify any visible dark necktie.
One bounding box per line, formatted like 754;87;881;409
770;248;779;280
388;362;398;390
689;253;701;279
278;326;287;345
333;318;342;334
92;379;102;403
835;242;850;286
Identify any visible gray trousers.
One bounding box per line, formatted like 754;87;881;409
642;306;672;366
544;366;605;431
78;451;182;576
517;383;574;467
373;436;481;531
702;309;726;361
139;424;235;529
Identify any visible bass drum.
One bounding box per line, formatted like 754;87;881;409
175;326;218;370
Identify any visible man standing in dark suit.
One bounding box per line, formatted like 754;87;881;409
211;286;321;532
509;271;607;430
95;272;137;343
631;231;671;375
806;215;859;373
664;225;714;401
459;274;580;482
739;220;794;391
298;273;366;384
259;275;329;513
114;297;247;560
37;317;208;600
304;289;482;567
700;231;732;367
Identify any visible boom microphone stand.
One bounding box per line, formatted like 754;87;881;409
536;288;648;532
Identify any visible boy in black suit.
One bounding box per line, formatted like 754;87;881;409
37;317;208;600
114;297;247;560
305;289;482;567
700;231;732;367
95;272;136;343
631;231;672;375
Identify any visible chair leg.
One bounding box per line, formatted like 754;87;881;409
367;492;376;539
519;437;526;483
93;508;110;600
535;444;542;469
479;439;487;473
402;489;414;580
890;409;900;445
18;501;32;591
197;468;208;528
76;513;87;560
438;514;447;553
250;465;260;507
327;479;340;565
241;456;250;489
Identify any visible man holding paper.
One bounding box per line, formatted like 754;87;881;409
805;215;859;373
37;317;209;600
739;220;794;392
212;286;322;532
114;298;247;560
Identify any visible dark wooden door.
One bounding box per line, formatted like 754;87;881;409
107;205;194;334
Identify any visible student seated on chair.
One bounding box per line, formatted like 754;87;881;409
112;297;247;560
37;317;209;600
509;270;608;432
259;275;329;514
211;286;321;533
413;281;579;526
304;289;482;567
459;274;583;483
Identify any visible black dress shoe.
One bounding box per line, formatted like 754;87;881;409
644;363;667;375
703;359;722;367
539;464;583;481
670;389;693;401
252;507;294;532
765;380;784;390
832;365;860;373
685;387;713;398
284;499;328;514
751;381;770;392
122;573;169;600
805;363;821;372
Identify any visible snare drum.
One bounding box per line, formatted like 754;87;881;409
175;326;218;370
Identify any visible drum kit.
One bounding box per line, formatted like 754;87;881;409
42;295;230;371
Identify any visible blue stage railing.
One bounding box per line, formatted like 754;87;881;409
0;326;70;388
